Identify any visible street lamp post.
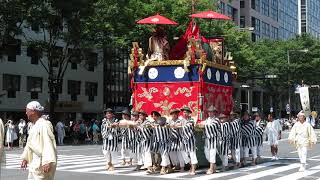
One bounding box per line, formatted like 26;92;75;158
287;49;308;117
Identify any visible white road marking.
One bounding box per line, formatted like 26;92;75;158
274;164;320;180
228;163;300;180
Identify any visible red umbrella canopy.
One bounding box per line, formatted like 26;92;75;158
190;10;231;20
137;14;178;25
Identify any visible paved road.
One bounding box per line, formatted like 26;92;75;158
2;130;320;180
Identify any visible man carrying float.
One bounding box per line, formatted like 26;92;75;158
197;106;220;174
229;111;242;168
168;109;185;172
101;108;119;172
178;107;198;175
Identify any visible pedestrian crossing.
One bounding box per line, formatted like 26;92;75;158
4;153;320;179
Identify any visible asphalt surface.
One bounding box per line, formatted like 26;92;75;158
2;130;320;180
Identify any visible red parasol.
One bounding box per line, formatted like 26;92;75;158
137;14;178;25
190;10;231;20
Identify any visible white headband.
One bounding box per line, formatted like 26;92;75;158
297;110;305;117
26;101;44;112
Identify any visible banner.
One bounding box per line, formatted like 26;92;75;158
299;87;311;116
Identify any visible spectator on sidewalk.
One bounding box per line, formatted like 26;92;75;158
18;119;27;148
79;120;87;144
73;120;80;145
5;120;17;150
55;120;65;145
91;120;100;144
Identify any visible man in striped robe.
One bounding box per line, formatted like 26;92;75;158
130;111;140;167
139;113;155;174
218;114;231;172
168;109;185;172
101;108;119;172
197;106;220;174
230;111;242;168
132;111;147;171
178;107;198;175
154;117;173;175
119;110;135;166
254;112;264;163
150;111;162;171
240;112;257;166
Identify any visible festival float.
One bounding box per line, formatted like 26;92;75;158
128;11;237;122
128;9;237;166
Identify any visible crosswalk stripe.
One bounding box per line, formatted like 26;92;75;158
57;162;106;170
69;165;109;172
121;170;148;176
58;157;104;164
156;172;189;179
6;153;320;179
92;168;133;174
191;162;280;180
228;163;301;180
273;164;320;180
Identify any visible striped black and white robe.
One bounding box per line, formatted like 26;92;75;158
255;125;264;147
241;120;256;148
154;124;171;153
102;118;119;152
139;121;154;153
131;121;142;154
169;119;182;152
230;118;241;150
219;122;231;156
180;120;196;152
120;126;135;150
204;118;221;150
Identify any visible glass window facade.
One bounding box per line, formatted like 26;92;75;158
306;0;320;37
220;2;225;14
271;26;279;39
104;47;130;107
270;0;278;20
261;0;270;16
278;0;298;39
252;0;261;12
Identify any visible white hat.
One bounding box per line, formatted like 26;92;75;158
26;101;44;112
297;110;305;117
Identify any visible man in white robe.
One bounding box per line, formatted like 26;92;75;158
21;101;57;180
265;113;282;160
289;111;317;172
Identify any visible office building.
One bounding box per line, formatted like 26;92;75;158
298;0;320;37
0;28;104;121
279;0;299;39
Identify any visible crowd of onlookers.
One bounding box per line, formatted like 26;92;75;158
2;119;32;150
55;119;102;145
1;117;104;149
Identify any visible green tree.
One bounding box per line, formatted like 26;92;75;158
0;0;25;59
242;34;320;116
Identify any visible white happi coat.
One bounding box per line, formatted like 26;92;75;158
21;117;57;180
288;121;317;148
265;120;282;145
